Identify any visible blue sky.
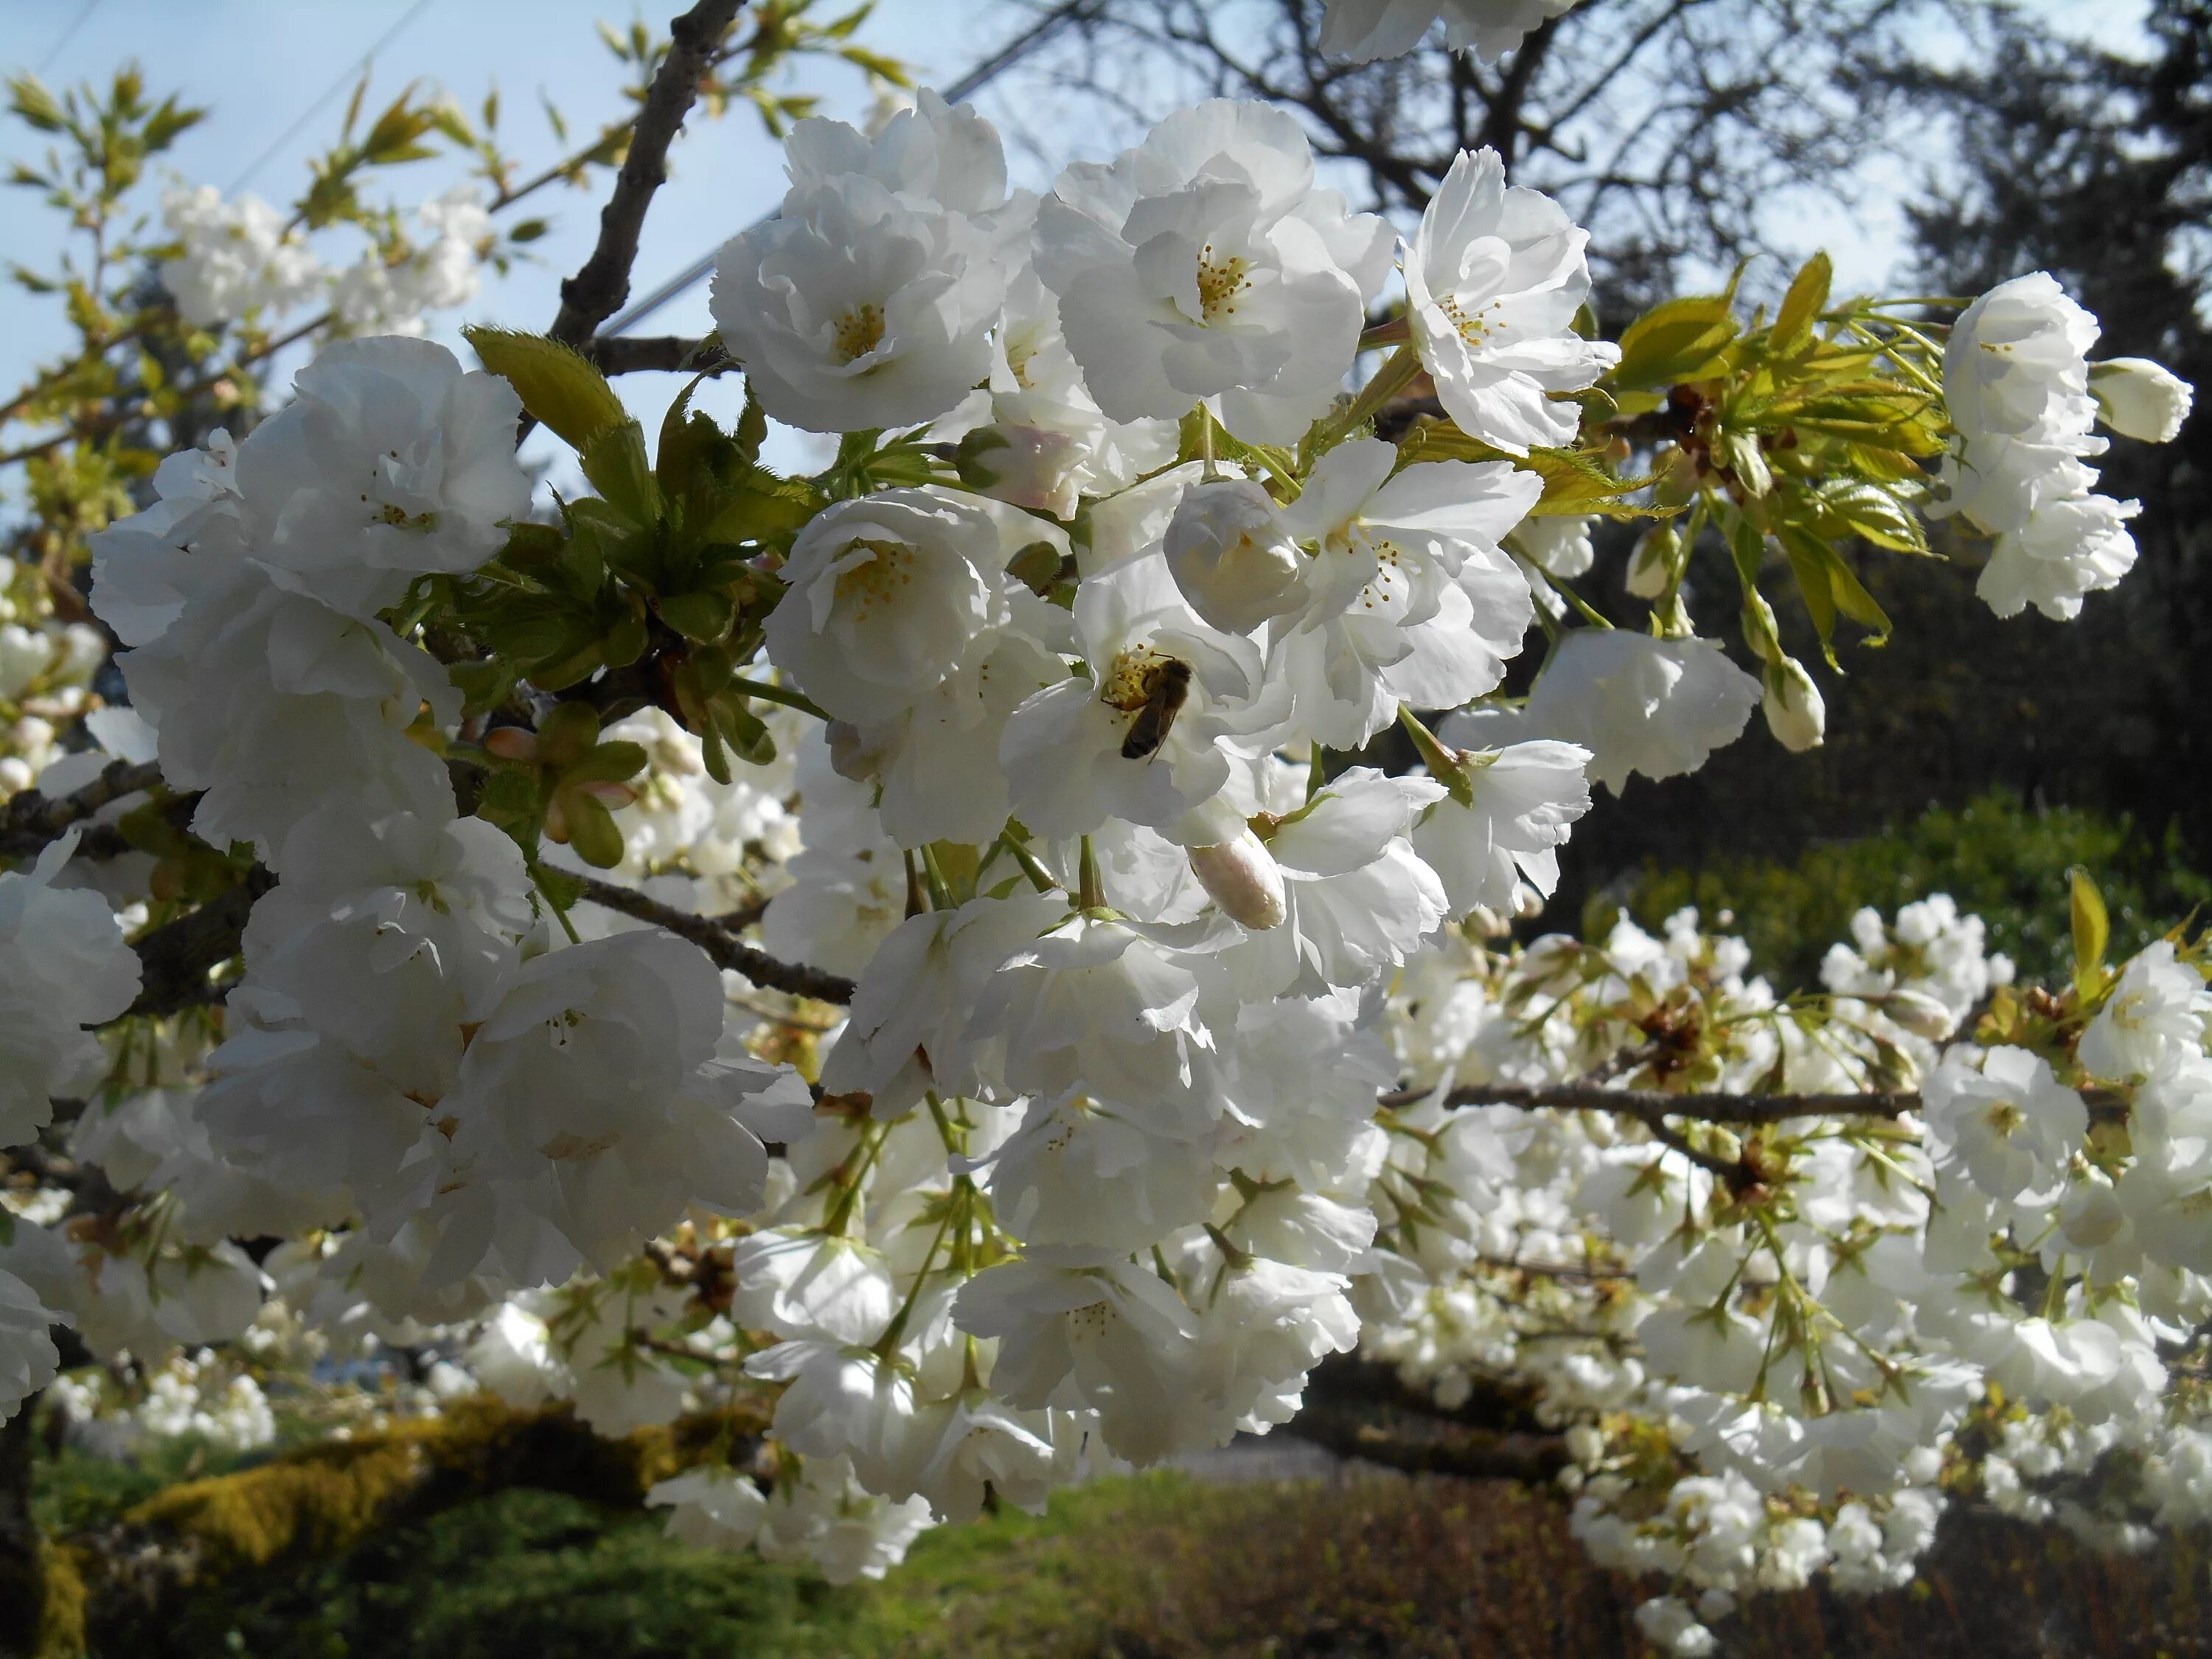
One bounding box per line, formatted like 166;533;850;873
0;0;2156;485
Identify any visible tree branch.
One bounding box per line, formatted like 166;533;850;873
116;871;271;1023
1281;1354;1571;1484
571;871;856;1004
582;333;729;377
0;759;163;863
549;0;744;347
1385;1079;1921;1124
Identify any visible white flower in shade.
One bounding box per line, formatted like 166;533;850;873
235;336;532;619
1318;0;1581;63
1760;655;1826;752
2079;942;2209;1082
88;431;251;648
729;1227;902;1346
981;911;1233;1124
1001;552;1271;846
1226;768;1449;996
0;831;143;1144
819;890;1065;1117
1195;1258;1361;1433
985;1091;1217;1256
1036;100;1391;443
1273;438;1540;750
2091;357;2194;443
902;1389;1079;1521
765;487;1062;726
1944;273;2099;441
1405;147;1618;454
1975;487;2139;622
711;90;1018;433
754;1453;936;1584
746;1340;920;1494
1633;1596;1717;1659
1447;628;1759;793
0;1267;62;1422
439;932;785;1273
114;564;459;855
1164;478;1309;635
1922;1045;2087;1201
647;1467;770;1552
1409;739;1592;918
953;1257;1203;1465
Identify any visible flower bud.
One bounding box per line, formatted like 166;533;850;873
1761;656;1825;752
1565;1422;1607;1469
956;424;1085;519
1188;829;1287;930
1625;526;1676;599
1885;987;1955;1040
2090;357;2194;444
1164;479;1307;635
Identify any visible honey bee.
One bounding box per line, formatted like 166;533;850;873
1113;656;1193;760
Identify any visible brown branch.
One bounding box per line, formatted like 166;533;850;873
549;0;744;347
116;871;271;1023
582;334;729;377
0;759;163;862
1385;1079;1921;1124
571;871;855;1004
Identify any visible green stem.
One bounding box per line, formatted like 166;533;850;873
730;676;829;721
1317;344;1422;447
1077;833;1105;912
995;830;1060;896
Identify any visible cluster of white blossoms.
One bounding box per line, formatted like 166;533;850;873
1;37;2202;1618
160;181;492;338
1934;271;2191;621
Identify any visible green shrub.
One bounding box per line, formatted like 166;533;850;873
1594;789;2212;991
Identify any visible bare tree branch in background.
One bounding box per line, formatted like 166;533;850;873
1026;0;1967;319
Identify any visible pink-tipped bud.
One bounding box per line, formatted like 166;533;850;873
1189;829;1287;930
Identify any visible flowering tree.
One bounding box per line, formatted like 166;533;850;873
0;1;2204;1652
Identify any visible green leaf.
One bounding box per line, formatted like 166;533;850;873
463;326;627;451
1815;479;1930;554
658;588;735;643
1770;251;1832;356
564;740;648;786
531;859;585;912
2071;866;2110;994
580;420;658;525
1609;295;1739;392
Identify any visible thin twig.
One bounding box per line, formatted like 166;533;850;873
571;871;855;1004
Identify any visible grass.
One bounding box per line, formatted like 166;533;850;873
35;1440;2212;1658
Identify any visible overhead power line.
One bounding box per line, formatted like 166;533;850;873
228;0;437;192
35;0;105;74
599;0;1105;338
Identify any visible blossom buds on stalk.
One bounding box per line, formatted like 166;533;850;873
1760;656;1826;753
2090;358;2194;444
1187;828;1287;929
1163;479;1308;635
